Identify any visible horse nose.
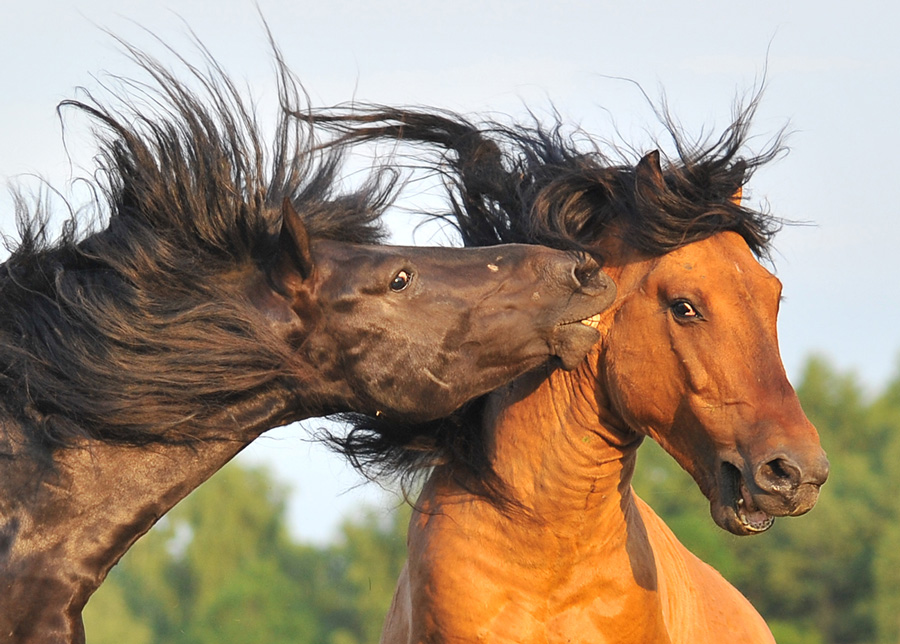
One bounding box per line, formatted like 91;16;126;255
754;451;830;496
571;255;611;296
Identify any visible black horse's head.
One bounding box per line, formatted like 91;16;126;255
252;200;615;421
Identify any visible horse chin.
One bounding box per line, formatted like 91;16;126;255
550;323;601;371
711;462;775;536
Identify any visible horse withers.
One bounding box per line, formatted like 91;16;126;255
320;104;829;643
0;45;614;644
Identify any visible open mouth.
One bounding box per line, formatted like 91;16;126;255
722;462;775;534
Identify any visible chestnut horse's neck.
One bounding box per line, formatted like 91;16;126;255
401;242;777;643
479;245;650;526
403;248;675;642
488;365;641;527
0;386;298;644
411;368;674;643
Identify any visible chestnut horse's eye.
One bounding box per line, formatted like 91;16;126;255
390;270;413;292
671;300;700;320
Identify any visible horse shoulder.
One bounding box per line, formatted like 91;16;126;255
634;494;775;643
381;560;413;644
401;479;552;643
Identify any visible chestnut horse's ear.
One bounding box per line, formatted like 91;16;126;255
635;150;666;193
729;160;747;207
277;198;314;282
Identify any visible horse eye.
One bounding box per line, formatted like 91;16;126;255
672;300;700;319
390;270;412;292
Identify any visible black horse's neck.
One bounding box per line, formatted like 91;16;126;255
0;385;300;644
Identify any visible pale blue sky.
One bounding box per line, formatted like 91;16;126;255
2;0;898;543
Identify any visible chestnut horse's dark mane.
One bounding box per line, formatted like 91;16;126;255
323;93;788;501
0;42;394;453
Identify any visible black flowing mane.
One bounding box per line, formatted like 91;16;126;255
0;42;395;452
321;94;787;497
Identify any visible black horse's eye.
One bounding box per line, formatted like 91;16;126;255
671;299;700;320
390;270;413;292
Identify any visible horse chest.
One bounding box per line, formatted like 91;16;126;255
405;497;674;643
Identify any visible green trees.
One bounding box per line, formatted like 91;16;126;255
83;464;408;644
84;354;900;643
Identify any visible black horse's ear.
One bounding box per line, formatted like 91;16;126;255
277;198;314;282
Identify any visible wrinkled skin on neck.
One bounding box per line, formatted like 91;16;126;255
385;231;828;643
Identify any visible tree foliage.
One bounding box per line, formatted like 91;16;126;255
84;463;409;644
84;354;900;643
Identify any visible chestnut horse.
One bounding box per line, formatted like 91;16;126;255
319;104;830;642
0;50;615;643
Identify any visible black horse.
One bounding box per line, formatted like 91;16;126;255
0;45;614;643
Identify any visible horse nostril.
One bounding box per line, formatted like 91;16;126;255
573;261;595;287
756;456;802;493
572;256;608;294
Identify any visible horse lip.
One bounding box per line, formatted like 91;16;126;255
556;294;612;329
555;269;617;330
718;461;775;535
557;312;604;329
577;312;604;330
549;321;602;370
546;297;610;369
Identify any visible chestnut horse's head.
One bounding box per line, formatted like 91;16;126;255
581;150;828;535
598;229;828;535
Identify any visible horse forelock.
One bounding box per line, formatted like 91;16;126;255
0;39;395;451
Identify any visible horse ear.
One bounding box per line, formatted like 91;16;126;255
635;150;666;193
729;159;747;207
277;198;314;282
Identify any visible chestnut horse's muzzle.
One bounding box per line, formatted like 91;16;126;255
714;447;830;535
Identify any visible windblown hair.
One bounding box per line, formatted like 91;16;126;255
317;93;787;499
0;40;394;452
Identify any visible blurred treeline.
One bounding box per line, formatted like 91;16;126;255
85;355;900;644
84;466;410;644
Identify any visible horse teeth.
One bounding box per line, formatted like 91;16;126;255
580;314;603;329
